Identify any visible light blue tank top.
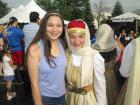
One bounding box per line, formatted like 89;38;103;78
39;40;67;97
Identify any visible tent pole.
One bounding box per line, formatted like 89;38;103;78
136;19;138;33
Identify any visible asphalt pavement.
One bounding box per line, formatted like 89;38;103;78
0;70;34;105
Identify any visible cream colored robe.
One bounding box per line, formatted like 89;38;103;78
66;50;106;105
123;37;140;105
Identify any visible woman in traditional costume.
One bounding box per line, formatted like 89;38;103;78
117;36;140;105
92;24;118;105
65;19;106;105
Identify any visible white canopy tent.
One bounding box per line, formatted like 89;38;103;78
0;0;69;24
0;0;46;24
111;12;140;22
111;12;140;33
0;5;24;24
14;0;46;23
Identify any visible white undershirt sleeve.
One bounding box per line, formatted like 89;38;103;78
93;53;106;105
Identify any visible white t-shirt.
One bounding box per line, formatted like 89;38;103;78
3;55;14;76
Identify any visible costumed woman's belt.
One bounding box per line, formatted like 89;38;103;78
66;82;93;95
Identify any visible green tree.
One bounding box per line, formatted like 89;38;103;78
55;0;93;23
36;0;94;33
112;0;124;17
36;0;56;12
0;1;9;18
56;0;94;34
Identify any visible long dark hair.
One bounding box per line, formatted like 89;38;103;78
26;11;67;68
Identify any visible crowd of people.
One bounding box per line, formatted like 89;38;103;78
0;11;139;105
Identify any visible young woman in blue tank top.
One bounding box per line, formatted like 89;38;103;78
26;11;67;105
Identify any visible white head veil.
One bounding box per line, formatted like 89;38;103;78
92;24;116;52
66;19;98;86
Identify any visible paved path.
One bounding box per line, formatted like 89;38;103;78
0;70;34;105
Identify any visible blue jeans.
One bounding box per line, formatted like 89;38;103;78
41;94;66;105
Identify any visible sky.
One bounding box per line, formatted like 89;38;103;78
1;0;33;8
1;0;140;12
90;0;140;12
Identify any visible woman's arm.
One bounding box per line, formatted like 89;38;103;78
93;53;106;105
27;44;42;105
0;38;4;45
0;38;4;50
8;54;14;67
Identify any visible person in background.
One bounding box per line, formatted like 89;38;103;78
65;19;106;105
26;12;67;105
92;24;118;105
0;25;4;76
114;32;127;91
118;30;127;46
116;36;140;105
23;11;40;52
90;34;96;44
129;30;137;39
90;28;97;44
2;47;16;100
7;17;24;82
23;12;40;100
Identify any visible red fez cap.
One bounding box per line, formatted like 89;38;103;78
67;20;85;34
